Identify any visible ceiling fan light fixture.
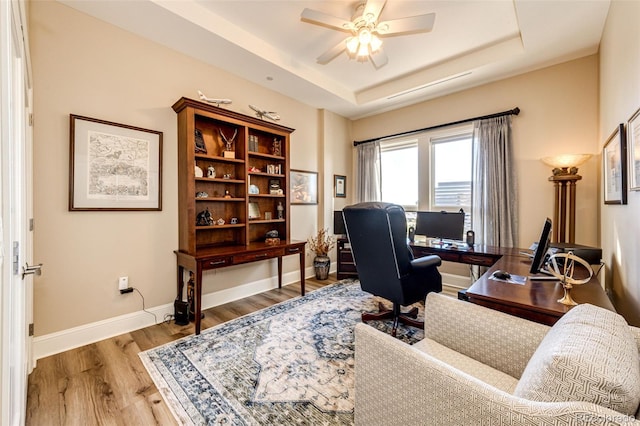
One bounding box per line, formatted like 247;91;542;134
358;28;372;45
346;36;359;54
370;34;382;52
357;42;369;58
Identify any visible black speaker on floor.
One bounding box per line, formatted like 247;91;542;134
174;299;189;325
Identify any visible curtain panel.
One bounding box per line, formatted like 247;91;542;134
472;116;518;247
356;141;381;202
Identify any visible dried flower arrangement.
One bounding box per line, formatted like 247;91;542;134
307;228;335;256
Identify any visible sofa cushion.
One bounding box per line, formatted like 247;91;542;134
514;303;640;416
413;337;519;393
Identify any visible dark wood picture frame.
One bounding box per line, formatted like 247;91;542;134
627;107;640;191
290;169;318;205
334;174;346;198
69;114;163;211
603;123;627;205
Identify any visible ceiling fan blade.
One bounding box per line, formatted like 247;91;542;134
317;38;348;65
362;0;386;23
370;47;388;69
301;8;354;32
376;13;435;36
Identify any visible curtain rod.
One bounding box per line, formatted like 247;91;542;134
352;107;520;147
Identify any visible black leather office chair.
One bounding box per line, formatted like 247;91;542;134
343;202;442;336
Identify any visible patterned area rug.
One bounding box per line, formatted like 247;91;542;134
140;280;424;425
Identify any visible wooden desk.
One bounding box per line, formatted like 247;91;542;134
336;238;515;278
175;240;306;335
337;237;613;324
410;242;519;267
465;254;615;325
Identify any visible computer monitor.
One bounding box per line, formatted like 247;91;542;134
415;211;465;241
530;218;553;274
333;210;346;235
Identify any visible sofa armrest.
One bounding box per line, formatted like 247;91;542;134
354;323;640;426
424;293;550;379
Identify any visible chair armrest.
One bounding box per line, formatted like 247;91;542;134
410;254;442;270
355;323;639;426
424;293;550;378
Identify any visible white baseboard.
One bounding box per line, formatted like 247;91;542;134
33;266;317;361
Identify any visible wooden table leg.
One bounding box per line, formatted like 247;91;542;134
177;264;185;300
277;256;283;289
299;251;305;296
195;264;203;335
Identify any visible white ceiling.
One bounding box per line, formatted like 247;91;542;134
59;0;610;119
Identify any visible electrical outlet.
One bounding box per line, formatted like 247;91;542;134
118;276;129;291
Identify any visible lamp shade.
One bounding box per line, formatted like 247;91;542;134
541;154;592;169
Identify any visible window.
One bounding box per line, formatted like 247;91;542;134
379;125;473;235
380;138;418;210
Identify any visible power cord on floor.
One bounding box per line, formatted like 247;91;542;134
133;287;158;325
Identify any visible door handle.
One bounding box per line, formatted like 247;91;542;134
22;263;43;279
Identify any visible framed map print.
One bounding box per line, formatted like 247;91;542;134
69;114;163;211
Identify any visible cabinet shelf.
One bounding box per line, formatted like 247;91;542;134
248;194;286;198
196;197;245;202
196;177;245;184
248;171;285;178
195;154;245;164
249;219;286;224
196;223;246;230
249;151;285;161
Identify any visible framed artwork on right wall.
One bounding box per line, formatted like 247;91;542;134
627;107;640;191
603;123;627;205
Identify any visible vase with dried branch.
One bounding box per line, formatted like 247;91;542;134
308;228;336;280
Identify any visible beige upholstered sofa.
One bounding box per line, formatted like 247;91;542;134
355;292;640;425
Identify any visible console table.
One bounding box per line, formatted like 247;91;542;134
175;240;306;335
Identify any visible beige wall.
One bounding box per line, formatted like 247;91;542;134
30;1;349;337
352;56;601;248
599;0;640;325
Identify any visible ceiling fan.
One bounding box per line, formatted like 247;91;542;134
301;0;435;69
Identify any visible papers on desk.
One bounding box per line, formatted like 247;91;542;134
489;273;526;285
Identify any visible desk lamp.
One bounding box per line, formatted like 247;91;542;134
541;154;592;244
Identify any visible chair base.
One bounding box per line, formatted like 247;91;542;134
362;302;423;337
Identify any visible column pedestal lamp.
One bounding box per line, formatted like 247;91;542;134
542;154;592;244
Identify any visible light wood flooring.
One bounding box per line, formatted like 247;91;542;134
26;276;337;425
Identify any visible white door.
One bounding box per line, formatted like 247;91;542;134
1;0;35;424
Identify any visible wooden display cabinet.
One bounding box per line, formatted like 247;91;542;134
173;98;295;252
172;97;306;335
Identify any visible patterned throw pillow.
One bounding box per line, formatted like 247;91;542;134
514;303;640;416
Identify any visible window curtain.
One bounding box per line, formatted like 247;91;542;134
355;141;381;202
471;116;518;247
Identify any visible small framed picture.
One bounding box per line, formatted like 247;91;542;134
69;114;163;211
603;123;627;205
290;169;318;205
627;107;640;191
248;202;261;219
334;174;346;198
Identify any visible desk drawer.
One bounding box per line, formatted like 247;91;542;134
460;254;496;267
339;250;354;262
340;262;358;273
233;248;284;264
201;256;232;270
285;245;304;255
435;252;461;263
